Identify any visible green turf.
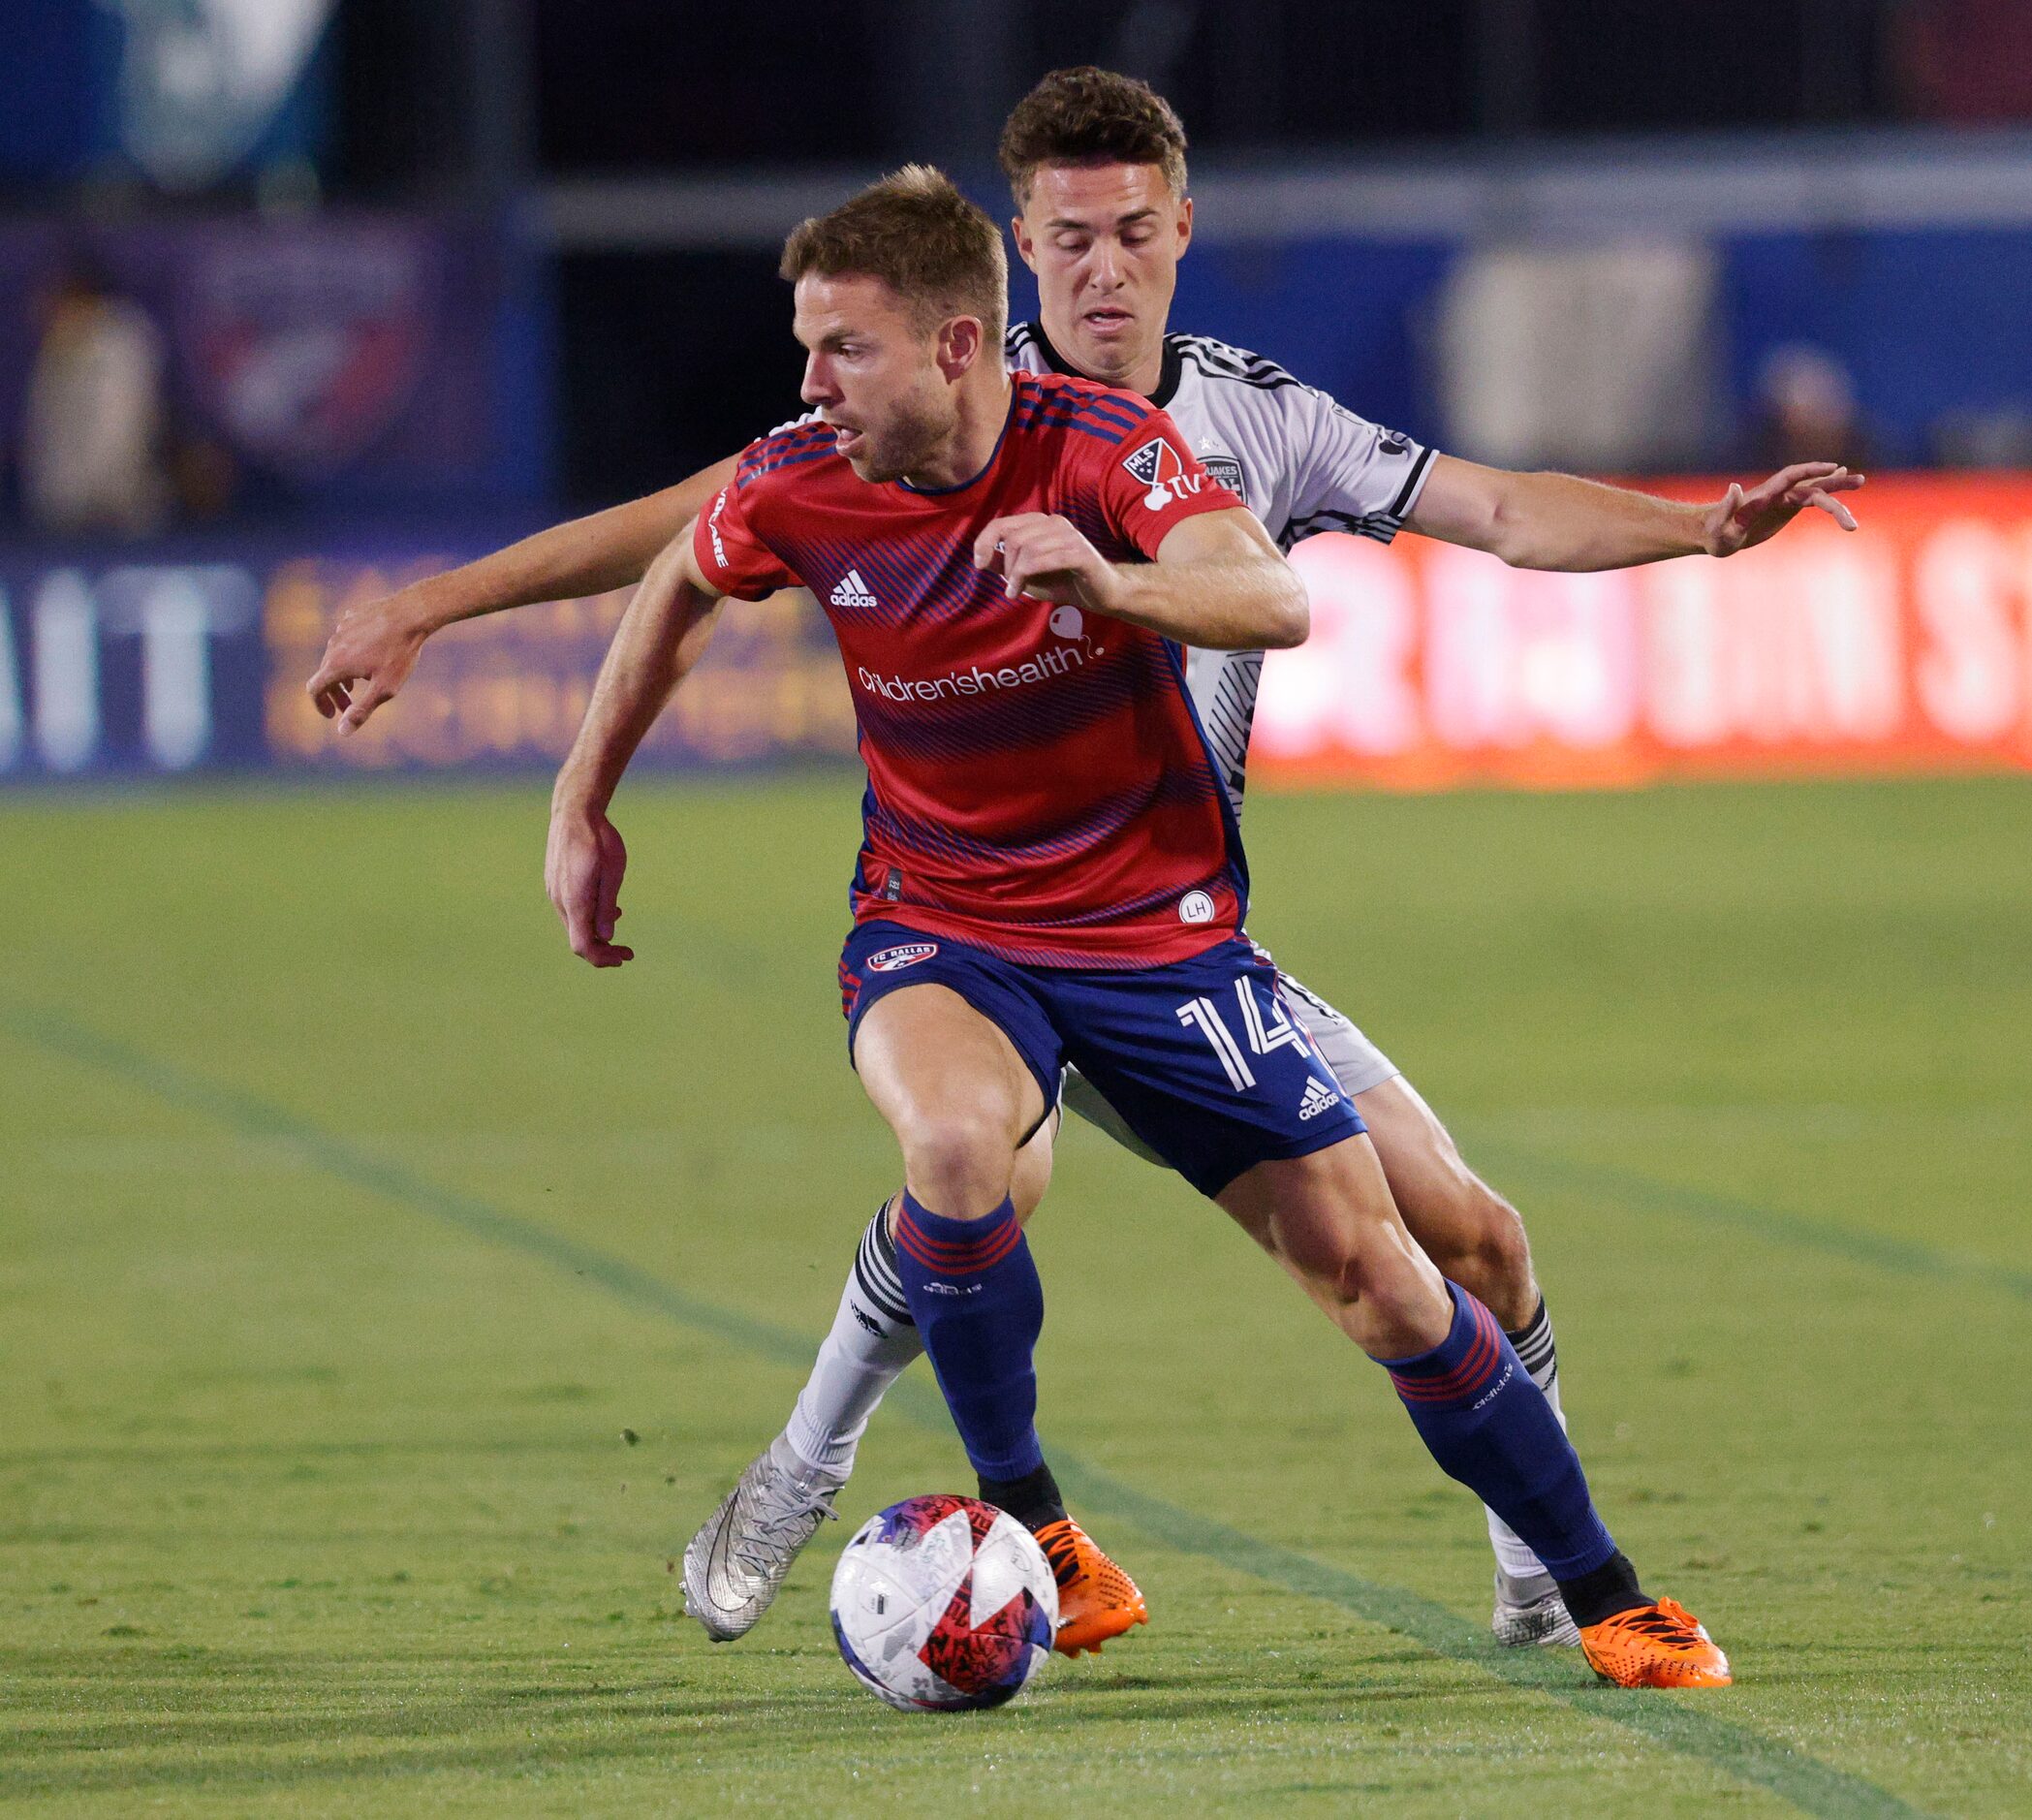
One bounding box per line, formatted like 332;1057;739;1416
1;774;2026;1816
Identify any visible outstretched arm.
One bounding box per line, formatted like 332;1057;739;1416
1406;454;1863;572
307;455;738;733
545;523;726;968
972;507;1309;650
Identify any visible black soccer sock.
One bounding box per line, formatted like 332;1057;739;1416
1553;1550;1649;1628
977;1460;1068;1532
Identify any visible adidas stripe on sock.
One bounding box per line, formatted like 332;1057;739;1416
851;1200;914;1334
781;1202;926;1479
1509;1299;1559;1395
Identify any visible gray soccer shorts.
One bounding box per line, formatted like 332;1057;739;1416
1059;965;1398;1170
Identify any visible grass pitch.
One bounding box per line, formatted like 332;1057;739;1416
1;774;2027;1816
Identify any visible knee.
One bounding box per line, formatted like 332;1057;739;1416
897;1103;1018;1216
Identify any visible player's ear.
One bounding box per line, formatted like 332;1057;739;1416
935;315;983;380
1174;194;1194;256
1010;214;1040;272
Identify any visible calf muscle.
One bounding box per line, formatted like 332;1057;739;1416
1355;1076;1539;1331
1216;1137;1453;1358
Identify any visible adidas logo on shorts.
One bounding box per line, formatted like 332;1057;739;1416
830;568;878;609
1297;1077;1342;1121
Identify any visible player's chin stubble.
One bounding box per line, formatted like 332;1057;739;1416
854;399;950;486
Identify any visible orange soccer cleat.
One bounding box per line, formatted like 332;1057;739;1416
1580;1596;1733;1688
1032;1517;1149;1656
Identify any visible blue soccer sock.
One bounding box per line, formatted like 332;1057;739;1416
1382;1280;1617;1584
891;1190;1046;1482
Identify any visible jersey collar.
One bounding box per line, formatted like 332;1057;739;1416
1023;320;1183;410
895;383;1019;496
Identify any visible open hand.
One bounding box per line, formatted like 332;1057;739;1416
305;587;431;734
546;800;634;967
1705;462;1864;557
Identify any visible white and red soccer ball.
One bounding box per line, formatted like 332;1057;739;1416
829;1494;1057;1710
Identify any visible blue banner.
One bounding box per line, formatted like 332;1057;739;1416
0;529;854;780
1;214;550;523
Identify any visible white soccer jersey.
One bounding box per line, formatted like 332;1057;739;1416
1006;321;1435;813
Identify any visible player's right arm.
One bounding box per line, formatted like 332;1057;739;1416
975;507;1308;650
546;523;729;968
307;455;738;734
976;403;1306;648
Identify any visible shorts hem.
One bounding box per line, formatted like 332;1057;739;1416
1340;1063;1402;1098
846;969;1061;1141
1189;1110;1366;1200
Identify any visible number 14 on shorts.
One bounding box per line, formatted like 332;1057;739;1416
1176;978;1309;1092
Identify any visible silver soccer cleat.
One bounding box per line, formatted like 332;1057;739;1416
681;1437;842;1641
1491;1567;1582;1648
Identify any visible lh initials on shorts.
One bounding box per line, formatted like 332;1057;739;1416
1176;979;1309;1091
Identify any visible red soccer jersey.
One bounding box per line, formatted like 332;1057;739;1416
694;369;1248;967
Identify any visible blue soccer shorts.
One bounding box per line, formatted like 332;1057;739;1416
837;919;1365;1198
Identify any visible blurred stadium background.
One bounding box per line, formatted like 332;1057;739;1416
4;0;2032;786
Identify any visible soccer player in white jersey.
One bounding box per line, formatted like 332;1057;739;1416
307;68;1860;1668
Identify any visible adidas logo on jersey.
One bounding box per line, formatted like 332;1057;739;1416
830;568;878;609
1297;1077;1342;1121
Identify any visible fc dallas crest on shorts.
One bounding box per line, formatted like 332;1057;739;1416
867;942;940;972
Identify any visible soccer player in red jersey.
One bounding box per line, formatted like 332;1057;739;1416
303;71;1838;1681
543;166;1732;1690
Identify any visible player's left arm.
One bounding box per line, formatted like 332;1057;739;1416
972;507;1308;650
1406;454;1864;571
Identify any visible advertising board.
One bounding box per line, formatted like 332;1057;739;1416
1263;476;2032;788
4;477;2029;788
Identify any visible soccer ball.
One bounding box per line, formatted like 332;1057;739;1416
829;1494;1057;1710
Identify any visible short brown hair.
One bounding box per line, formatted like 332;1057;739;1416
998;66;1189;206
779;165;1008;342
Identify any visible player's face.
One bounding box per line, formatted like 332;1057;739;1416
794;275;953;484
1012;162;1191;392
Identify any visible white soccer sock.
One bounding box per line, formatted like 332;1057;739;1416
1486;1301;1564;1585
781;1204;925;1480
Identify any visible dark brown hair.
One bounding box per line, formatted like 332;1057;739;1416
997;66;1190;205
779;164;1008;341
